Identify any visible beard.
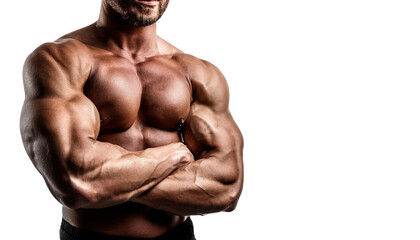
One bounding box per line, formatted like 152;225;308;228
105;0;170;27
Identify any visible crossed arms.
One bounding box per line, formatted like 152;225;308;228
20;40;244;216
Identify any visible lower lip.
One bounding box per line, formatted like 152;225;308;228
136;0;159;7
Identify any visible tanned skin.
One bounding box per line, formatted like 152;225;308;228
20;0;243;238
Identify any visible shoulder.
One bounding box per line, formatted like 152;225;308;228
29;37;91;58
23;39;93;99
156;37;224;83
172;54;229;111
26;38;92;70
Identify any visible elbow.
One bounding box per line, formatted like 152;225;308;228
59;151;109;209
213;183;243;213
221;168;244;212
212;169;244;213
224;195;239;212
60;194;84;210
222;187;242;212
40;172;101;209
58;176;103;209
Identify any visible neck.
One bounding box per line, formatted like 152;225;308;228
96;3;159;60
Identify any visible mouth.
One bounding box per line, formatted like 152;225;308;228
136;0;159;7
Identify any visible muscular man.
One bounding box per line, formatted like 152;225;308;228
20;1;243;239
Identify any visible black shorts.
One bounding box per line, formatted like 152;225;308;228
60;217;196;240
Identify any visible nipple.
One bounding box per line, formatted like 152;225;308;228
177;120;186;145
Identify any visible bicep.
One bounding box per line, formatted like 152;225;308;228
20;95;100;179
184;57;241;154
183;57;243;181
21;40;98;168
183;103;243;185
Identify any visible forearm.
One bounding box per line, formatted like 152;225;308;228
132;156;242;216
27;122;192;210
132;109;244;216
66;141;193;209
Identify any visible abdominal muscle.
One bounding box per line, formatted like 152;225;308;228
62;124;187;238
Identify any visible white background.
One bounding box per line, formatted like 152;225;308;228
1;0;420;239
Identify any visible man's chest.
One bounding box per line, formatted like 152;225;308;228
84;55;192;133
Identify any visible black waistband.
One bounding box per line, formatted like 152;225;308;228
60;217;195;240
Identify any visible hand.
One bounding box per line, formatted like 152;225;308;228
170;143;195;166
167;142;195;167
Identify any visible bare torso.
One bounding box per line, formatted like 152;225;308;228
22;9;243;236
61;24;193;238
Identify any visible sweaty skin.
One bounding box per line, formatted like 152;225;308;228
20;0;243;238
